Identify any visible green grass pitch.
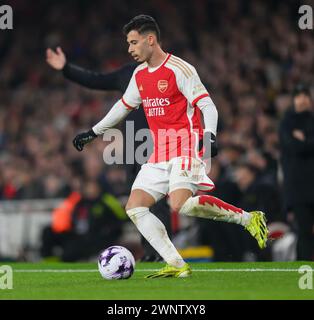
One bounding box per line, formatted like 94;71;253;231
0;261;313;300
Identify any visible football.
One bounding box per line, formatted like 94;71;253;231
98;246;135;280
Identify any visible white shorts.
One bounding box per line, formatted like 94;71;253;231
131;156;215;202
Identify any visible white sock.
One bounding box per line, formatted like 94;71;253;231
179;195;251;226
126;207;185;268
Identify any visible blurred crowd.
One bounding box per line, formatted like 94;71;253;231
1;0;314;257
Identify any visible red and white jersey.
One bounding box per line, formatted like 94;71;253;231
122;54;210;163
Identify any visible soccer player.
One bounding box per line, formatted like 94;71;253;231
45;46;171;262
73;15;268;278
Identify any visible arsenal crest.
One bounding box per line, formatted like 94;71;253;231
158;80;168;93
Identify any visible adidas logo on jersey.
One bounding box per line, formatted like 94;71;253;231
143;97;170;108
180;171;189;177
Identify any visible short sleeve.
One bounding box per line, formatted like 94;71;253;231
121;70;142;110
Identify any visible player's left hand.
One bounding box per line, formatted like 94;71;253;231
72;129;97;151
199;131;218;158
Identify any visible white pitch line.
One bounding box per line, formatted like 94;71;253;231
13;268;313;273
14;269;99;273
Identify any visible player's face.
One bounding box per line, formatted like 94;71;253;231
127;30;152;63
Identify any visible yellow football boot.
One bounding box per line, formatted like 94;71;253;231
145;263;192;279
246;211;269;249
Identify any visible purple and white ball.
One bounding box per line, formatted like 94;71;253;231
98;246;135;280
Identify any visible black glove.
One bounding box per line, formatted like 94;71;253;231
198;131;218;158
73;129;97;151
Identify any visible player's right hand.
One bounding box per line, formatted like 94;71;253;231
72;129;98;152
46;47;66;70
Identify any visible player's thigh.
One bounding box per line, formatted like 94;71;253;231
131;162;169;205
168;188;193;212
125;189;156;211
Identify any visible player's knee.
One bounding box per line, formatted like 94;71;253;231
169;189;193;213
126;190;156;212
169;198;185;213
125;199;148;212
125;201;135;212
